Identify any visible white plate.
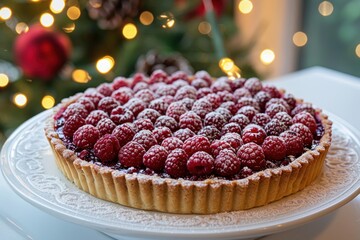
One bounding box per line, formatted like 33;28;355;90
1;111;360;240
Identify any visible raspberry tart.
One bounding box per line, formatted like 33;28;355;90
45;70;332;214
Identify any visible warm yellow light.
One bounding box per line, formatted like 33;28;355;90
318;1;334;16
260;49;275;65
72;69;91;83
67;6;81;20
96;56;115;74
15;22;29;34
122;23;137;39
198;21;211;35
63;23;76;33
238;0;253;14
41;95;55;109
40;13;54;27
0;73;9;87
219;58;241;79
293;31;308;47
13;93;27;108
355;44;360;58
159;13;175;29
50;0;66;14
0;7;12;20
139;11;154;26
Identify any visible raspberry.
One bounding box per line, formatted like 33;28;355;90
143;145;168;172
229;78;246;91
155;84;177;97
251;113;271;128
135;89;156;103
118;141;146;168
264;119;288;136
112;77;129;90
236;97;260;111
132;130;157;150
63;115;85;138
211;81;231;93
239;166;253;178
85;110;109;126
137;108;161;123
123;98;147;116
166;101;188;121
210;140;235;156
191;78;209;89
172;79;189;89
236;106;258;121
187;151;214;176
183;135;211;156
111;87;134;105
220;133;243;151
271;111;292;127
221;122;242;135
133;82;149;93
229;114;250;129
280;130;304;156
152;127;172;143
149;98;170;114
203;112;226;130
198;125;221;141
110;106;134;125
96;118;116;136
254;91;271;111
133;118;154;131
265;103;288;118
196;87;213;99
97;97;119;115
112;123;135;146
262;136;286;161
233;87;252;99
149;69;168;84
192;99;213;119
173;128;195;142
169;70;189;83
262;85;282;98
165;149;189;178
291;103;315;117
94;134;120;163
214;107;232;121
174;85;197;101
76;97;96;112
214;149;241;177
179;111;203;133
244;78;262;95
96;83;113;96
237;142;266;171
217;90;234;102
204;93;222;108
180;98;195;110
155;116;179;132
161;137;184;152
292;111;317;134
63;103;88;120
282;93;296;110
73;124;100;149
242;124;267;145
131;73;148;87
290;123;313;147
220;101;238;115
83;90;105;107
194;70;213;86
265;98;290;112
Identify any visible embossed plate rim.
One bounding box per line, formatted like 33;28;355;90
1;110;360;240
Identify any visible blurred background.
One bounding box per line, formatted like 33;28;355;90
0;0;359;146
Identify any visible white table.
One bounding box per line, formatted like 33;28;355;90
1;67;359;240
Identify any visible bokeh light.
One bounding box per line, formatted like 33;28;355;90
50;0;66;14
260;49;275;65
122;23;137;39
198;21;212;35
41;95;56;109
72;69;91;83
13;93;27;108
40;13;54;27
0;73;9;87
139;11;154;26
355;44;360;58
0;7;12;21
318;1;334;16
96;56;115;74
293;31;308;47
238;0;253;14
67;6;81;20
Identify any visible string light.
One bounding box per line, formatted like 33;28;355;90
96;56;115;74
159;13;175;29
318;1;334;16
13;93;27;108
15;22;29;34
0;7;12;21
198;21;211;35
50;0;66;14
122;23;137;39
238;0;253;14
139;11;154;26
63;23;76;33
72;69;91;83
260;49;275;65
355;44;360;58
0;73;9;87
40;13;54;27
67;6;81;20
41;95;55;109
219;58;241;79
293;31;308;47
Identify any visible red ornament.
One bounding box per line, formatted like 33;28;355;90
14;25;71;81
182;0;226;19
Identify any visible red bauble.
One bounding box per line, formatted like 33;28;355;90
183;0;226;19
14;25;71;81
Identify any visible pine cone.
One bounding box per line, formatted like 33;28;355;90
87;0;140;29
136;51;193;76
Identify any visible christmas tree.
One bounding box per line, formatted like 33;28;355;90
0;0;258;146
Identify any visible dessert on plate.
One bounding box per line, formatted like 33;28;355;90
45;70;332;214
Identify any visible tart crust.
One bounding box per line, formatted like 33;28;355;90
45;95;332;214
